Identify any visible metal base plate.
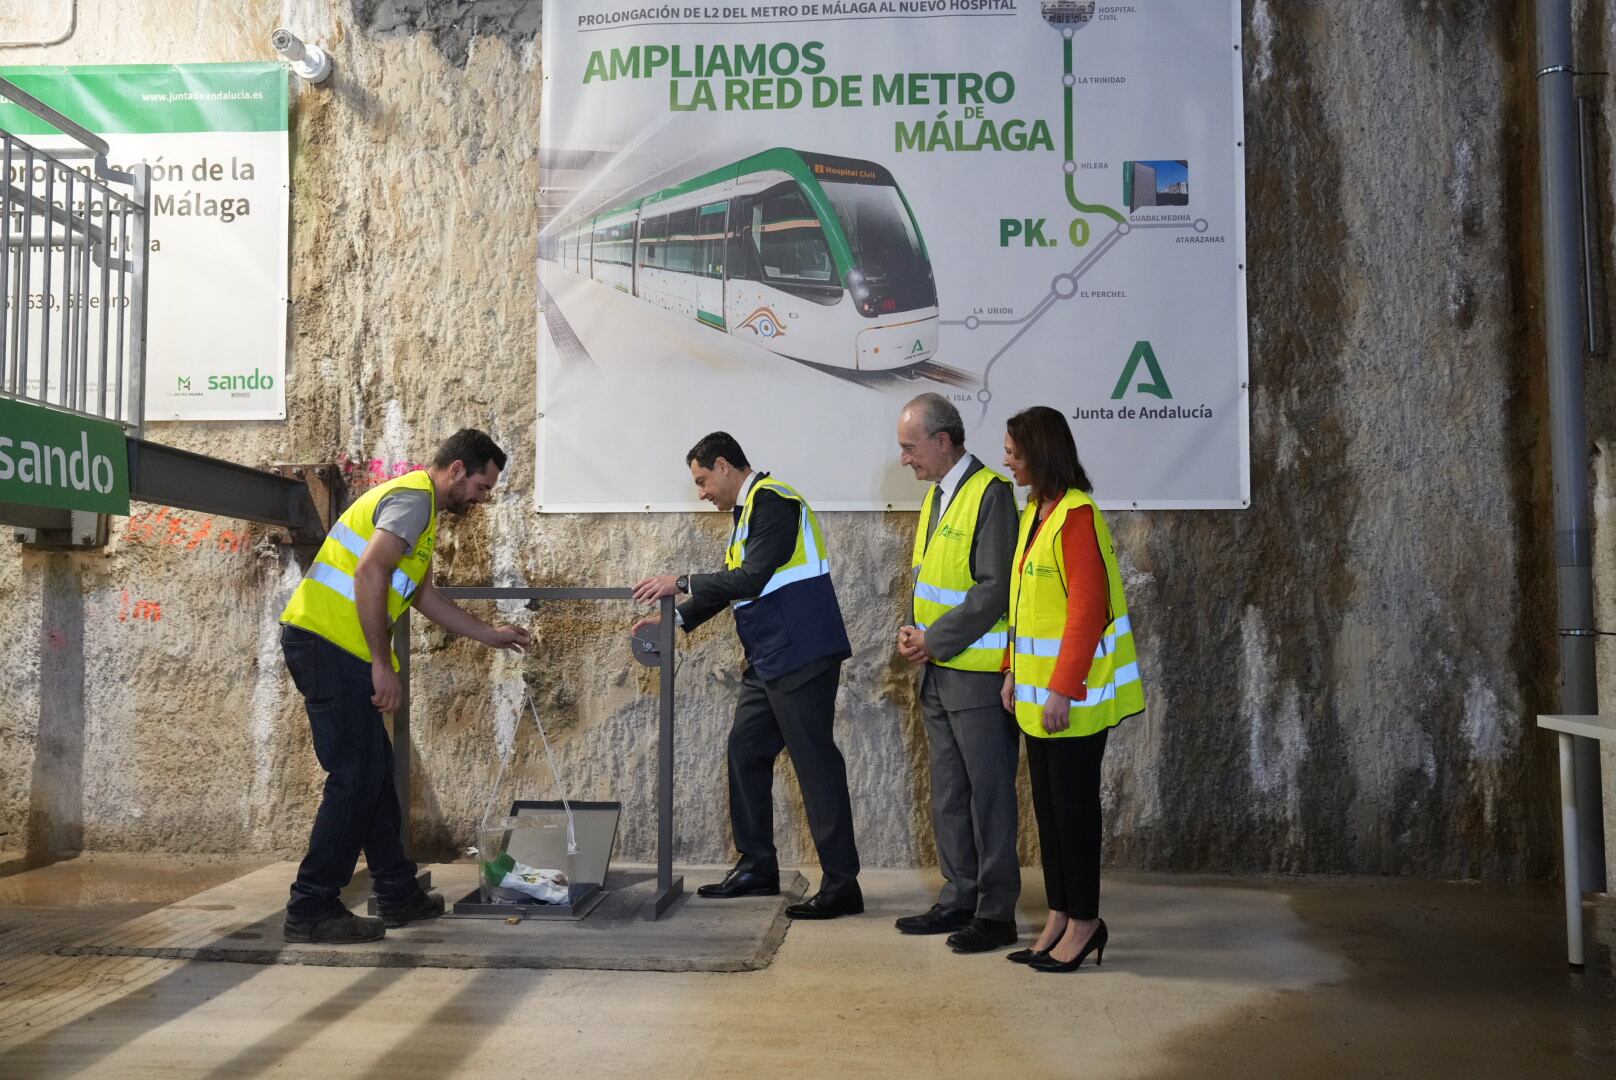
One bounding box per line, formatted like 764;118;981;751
642;875;685;921
447;884;608;921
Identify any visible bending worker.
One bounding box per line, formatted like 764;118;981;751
633;432;863;920
895;393;1022;953
279;429;530;944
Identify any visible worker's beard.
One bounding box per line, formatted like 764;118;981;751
442;483;474;514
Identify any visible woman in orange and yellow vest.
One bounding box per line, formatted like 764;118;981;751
1000;406;1145;973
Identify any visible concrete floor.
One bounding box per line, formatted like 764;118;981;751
0;854;1611;1079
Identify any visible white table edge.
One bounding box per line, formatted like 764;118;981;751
1536;714;1616;741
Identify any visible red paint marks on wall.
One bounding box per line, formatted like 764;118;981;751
336;452;428;489
122;507;248;554
45;629;68;650
117;590;163;623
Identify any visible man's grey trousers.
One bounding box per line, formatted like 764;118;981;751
920;668;1021;922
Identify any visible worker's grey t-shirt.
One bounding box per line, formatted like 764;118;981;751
373;488;434;549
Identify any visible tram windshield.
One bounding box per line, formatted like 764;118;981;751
822;181;936;308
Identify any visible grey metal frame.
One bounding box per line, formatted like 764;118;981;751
1;75;150;434
393;587;684;921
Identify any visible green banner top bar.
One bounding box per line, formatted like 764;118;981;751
0;63;287;136
0;396;130;516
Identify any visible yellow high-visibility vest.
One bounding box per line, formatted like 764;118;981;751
910;464;1012;671
722;474;851;679
1007;488;1144;738
280;471;438;669
725;475;832;596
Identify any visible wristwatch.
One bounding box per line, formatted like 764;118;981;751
675;574;689;594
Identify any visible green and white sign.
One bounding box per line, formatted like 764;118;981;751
0;396;130;515
0;63;289;421
536;3;1248;511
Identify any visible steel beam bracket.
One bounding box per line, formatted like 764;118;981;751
13;509;108;550
264;464;343;549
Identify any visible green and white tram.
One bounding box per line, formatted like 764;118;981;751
550;148;939;371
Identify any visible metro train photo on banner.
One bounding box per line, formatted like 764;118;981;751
543;148;941;372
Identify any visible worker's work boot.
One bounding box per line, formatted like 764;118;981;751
377;890;446;929
283;910;386;944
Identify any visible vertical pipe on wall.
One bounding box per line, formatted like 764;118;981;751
1577;96;1603;356
1535;0;1607;891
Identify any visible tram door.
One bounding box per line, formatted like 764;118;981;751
695;201;727;331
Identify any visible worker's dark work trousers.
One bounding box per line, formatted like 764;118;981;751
281;625;419;919
1025;726;1109;919
728;663;861;890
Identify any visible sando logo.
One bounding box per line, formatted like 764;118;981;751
739;306;786;339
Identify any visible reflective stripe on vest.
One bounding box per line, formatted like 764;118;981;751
1014;614;1133;660
726;476;831;609
1014;662;1141;707
910;464;1012;672
280;470;438;669
321;521;422;606
1007;489;1144;738
917;623;1011;653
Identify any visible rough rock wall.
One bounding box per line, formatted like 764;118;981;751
0;0;1586;881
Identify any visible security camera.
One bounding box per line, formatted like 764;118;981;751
272;28;333;84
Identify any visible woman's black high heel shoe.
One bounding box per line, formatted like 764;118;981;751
1011;917;1068;963
1030;918;1107;973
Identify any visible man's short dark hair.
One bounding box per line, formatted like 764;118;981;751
433;428;507;474
686;431;750;470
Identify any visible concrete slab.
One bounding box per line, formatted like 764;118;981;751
48;861;809;972
2;862;1611;1079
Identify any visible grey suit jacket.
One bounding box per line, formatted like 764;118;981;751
916;456;1019;712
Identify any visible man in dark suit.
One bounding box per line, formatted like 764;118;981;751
633;432;862;919
896;394;1022;952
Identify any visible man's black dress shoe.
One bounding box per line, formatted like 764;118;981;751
895;904;974;935
696;868;780;898
946;917;1018;953
785;884;864;919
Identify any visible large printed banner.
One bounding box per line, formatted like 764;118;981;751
537;2;1247;511
0;63;289;421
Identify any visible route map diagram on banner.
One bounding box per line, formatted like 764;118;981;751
536;2;1248;511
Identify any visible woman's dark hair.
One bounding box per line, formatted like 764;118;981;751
1006;406;1092;501
433;428;507;473
686;431;750;470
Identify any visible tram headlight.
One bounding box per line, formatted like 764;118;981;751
848;266;872;312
